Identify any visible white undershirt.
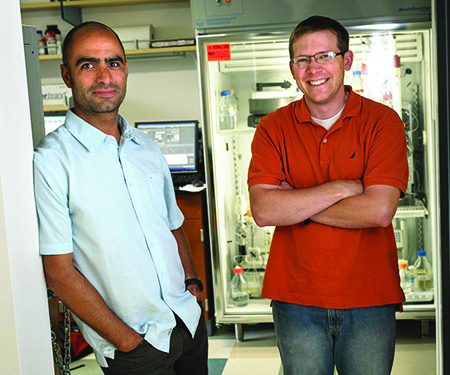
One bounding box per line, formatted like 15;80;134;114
311;93;349;131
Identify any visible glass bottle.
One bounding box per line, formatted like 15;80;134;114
36;30;46;55
218;89;238;130
398;261;411;295
45;32;57;55
45;25;62;54
230;266;250;307
413;250;433;292
351;70;364;95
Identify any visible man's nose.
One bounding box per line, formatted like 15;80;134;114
306;57;322;72
96;65;112;83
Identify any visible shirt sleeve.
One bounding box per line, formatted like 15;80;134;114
248;117;286;188
33;155;73;255
363;108;409;197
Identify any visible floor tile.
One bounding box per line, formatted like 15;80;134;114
230;340;280;359
208;338;236;359
222;358;282;375
209;359;228;375
69;358;102;375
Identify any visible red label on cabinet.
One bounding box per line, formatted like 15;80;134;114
207;44;231;61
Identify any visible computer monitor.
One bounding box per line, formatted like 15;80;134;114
135;120;199;174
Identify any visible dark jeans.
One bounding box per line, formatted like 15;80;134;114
101;309;208;375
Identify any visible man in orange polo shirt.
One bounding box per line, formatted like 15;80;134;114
248;15;408;374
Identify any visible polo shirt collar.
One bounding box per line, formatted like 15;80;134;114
65;109;142;150
295;85;362;125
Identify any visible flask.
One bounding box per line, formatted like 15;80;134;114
230;266;250;307
398;261;411;294
351;70;364;95
36;30;46;55
413;250;433;292
218;89;238;130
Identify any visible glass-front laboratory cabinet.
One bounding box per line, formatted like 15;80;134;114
198;28;439;335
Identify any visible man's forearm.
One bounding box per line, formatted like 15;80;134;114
249;179;364;227
172;227;197;279
172;227;203;301
311;185;401;229
43;255;142;352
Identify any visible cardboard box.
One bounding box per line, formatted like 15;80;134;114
113;25;154;50
41;84;71;107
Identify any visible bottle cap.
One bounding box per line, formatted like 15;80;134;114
221;89;234;96
233;265;244;274
398;261;408;269
417;250;426;256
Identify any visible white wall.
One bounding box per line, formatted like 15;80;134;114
0;0;54;374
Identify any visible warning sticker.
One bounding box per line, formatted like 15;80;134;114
207;44;231;61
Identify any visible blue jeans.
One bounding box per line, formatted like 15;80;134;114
272;301;396;375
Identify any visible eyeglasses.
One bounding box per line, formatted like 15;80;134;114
290;51;347;68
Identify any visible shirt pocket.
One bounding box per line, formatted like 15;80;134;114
147;173;168;218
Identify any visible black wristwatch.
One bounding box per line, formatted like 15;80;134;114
185;278;204;292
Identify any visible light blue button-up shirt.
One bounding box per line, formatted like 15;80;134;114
34;110;201;367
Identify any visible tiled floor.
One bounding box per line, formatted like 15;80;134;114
68;320;436;375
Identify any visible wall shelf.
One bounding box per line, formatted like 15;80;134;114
20;0;189;12
38;45;196;61
44;105;69;112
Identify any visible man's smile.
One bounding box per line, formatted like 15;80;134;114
309;78;328;86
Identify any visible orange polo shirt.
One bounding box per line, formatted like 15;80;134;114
248;88;408;309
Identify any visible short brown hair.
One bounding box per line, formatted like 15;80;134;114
289;15;349;60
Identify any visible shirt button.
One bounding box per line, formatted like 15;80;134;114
129;183;133;188
323;138;327;143
161;272;165;277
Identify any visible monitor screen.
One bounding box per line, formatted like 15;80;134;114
135;120;199;173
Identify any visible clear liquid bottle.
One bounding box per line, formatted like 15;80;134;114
218;89;238;130
351;70;364;95
413;250;433;292
398;261;411;295
230;266;250;307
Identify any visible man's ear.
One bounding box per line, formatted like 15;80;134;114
344;50;354;72
60;64;72;88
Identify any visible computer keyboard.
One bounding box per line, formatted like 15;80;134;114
172;173;203;187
